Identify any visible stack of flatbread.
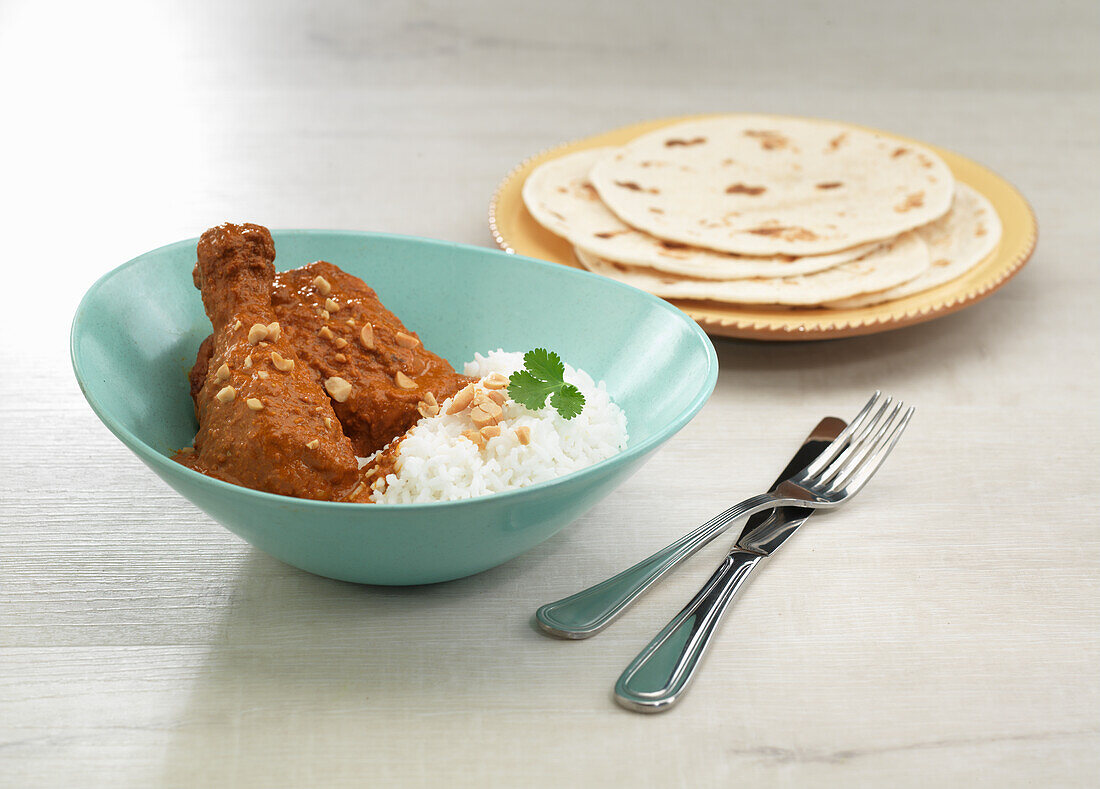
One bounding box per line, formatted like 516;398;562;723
521;116;1002;308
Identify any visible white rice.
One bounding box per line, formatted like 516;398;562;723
368;349;628;504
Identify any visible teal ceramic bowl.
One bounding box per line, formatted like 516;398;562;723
71;231;717;585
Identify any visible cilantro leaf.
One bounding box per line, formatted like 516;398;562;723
507;369;556;410
507;348;586;420
523;348;564;382
550;384;585;420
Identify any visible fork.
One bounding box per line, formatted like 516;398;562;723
536;392;913;639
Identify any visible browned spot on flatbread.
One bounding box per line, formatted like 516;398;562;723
648;207;664;214
547;210;565;221
828;133;848;151
746;224;819;242
580;183;598;200
744;130;790;151
918;154;934;169
816;182;843;190
659;240;690;250
556;187;567;194
593;231;627;239
615;180;659;195
894;191;925;212
892;147;909;158
721;158;735;166
933;258;951;267
975;224;987;237
726;183;766;196
665;136;707;147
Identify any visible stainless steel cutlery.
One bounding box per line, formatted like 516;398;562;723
536;392;914;712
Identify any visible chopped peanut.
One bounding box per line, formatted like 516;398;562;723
417;401;439;419
514;426;531;445
324;417;332;429
462;429;487;449
324;376;353;403
257;370;269;379
214;363;230;383
395;332;419;349
325;298;340;313
334;353;347;363
232;319;242;331
359;324;375;349
469;405;494;428
247;323;269;344
446;383;476;414
270;351;294;371
320;309;330;320
319;326;335;340
266;321;281;341
306;439;320;450
346;318;356;327
246;397;264;411
243;355;253;369
486;389;506;406
480;425;501;440
424;391;438;409
178;446;195;455
312;275;332;295
482;372;509;390
334;337;348;349
395;371;417;389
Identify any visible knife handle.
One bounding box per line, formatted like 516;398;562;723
536;494;776;638
614;550;763;713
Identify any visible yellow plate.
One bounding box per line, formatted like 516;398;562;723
489;114;1037;341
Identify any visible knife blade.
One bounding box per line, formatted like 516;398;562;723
736;415;847;556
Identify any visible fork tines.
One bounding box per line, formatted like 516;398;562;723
802;391;914;497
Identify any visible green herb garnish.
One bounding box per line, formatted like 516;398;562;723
508;349;585;420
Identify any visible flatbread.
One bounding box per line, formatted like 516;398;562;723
574;232;930;306
523;148;880;279
828;183;1002;307
589;115;955;256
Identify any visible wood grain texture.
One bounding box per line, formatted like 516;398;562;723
1;0;1098;786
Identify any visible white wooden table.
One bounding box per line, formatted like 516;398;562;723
2;1;1098;786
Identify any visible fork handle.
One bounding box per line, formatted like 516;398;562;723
614;550;763;713
535;493;777;638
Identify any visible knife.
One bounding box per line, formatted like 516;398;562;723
613;416;847;713
536;417;846;639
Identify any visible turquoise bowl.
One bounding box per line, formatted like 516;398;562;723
71;231;717;585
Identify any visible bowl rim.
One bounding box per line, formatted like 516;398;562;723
71;229;719;510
